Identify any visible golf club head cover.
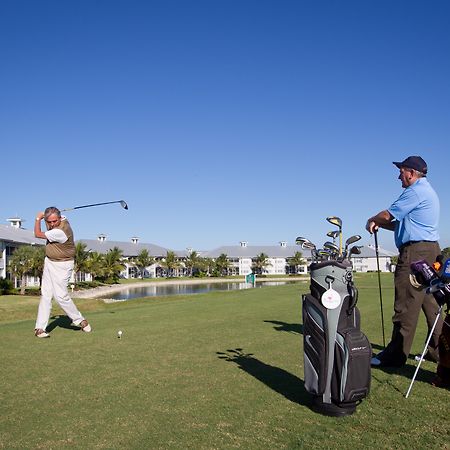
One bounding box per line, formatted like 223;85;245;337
410;258;450;307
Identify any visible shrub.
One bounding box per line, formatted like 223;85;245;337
0;278;14;295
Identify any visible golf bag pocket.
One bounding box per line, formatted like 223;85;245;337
303;294;327;395
332;329;371;403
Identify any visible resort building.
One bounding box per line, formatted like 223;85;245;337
0;218;397;285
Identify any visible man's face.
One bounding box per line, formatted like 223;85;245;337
398;167;415;188
45;213;61;230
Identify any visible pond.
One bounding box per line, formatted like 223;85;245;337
100;280;301;301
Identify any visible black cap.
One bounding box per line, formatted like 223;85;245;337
393;156;427;175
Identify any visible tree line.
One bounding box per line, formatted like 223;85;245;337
5;243;307;294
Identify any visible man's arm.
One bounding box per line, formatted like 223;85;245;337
366;210;396;233
34;212;47;239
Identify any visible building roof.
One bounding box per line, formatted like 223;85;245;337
356;245;397;258
0;223;396;260
0;224;46;246
204;245;311;259
78;239;171;258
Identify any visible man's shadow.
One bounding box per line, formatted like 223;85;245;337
46;315;80;333
217;348;310;405
264;320;303;335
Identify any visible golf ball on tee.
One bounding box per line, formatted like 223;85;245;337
117;330;123;338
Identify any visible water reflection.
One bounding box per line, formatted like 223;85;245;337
100;281;297;301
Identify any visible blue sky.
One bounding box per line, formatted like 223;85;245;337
1;0;449;252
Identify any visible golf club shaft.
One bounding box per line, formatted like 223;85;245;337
62;200;126;212
374;230;386;348
405;305;443;398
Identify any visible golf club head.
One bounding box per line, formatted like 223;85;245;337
327;230;340;240
120;200;129;210
301;241;316;250
295;236;308;246
349;245;362;256
323;241;339;252
326;216;342;229
345;235;361;246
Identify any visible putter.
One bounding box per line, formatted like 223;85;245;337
61;200;128;212
405;305;444;398
326;216;343;255
374;230;386;348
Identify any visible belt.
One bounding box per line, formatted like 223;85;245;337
399;240;436;251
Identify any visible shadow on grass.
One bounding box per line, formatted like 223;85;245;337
264;320;303;335
217;348;310;405
46;315;80;333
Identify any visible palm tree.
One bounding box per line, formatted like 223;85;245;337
252;253;271;275
102;247;126;283
201;257;215;277
214;253;230;277
160;251;181;278
441;247;450;260
29;246;45;286
184;250;201;277
9;245;35;294
86;252;105;282
132;249;155;278
286;251;306;274
74;242;90;285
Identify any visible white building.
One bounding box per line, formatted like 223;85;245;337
350;245;396;272
0;218;45;285
1;218;396;283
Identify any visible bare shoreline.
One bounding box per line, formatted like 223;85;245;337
72;276;307;299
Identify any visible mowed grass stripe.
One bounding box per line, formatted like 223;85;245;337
1;278;449;449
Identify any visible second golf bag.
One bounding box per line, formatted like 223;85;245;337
302;260;371;416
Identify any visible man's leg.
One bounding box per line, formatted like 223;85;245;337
394;242;442;360
422;294;443;360
35;259;54;331
375;245;423;366
48;259;85;325
392;252;425;361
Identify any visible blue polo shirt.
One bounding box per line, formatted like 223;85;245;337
388;177;440;249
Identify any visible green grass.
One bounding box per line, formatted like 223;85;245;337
1;274;449;449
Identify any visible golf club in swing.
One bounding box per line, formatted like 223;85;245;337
374;229;386;348
61;200;128;212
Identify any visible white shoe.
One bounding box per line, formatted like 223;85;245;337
35;329;50;338
80;319;92;333
371;357;382;366
72;319;92;332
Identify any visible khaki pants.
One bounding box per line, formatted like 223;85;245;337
384;241;443;364
35;257;84;331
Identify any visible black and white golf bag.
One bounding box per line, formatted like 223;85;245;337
302;260;371;416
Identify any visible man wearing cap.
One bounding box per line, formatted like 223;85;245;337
33;206;92;338
366;156;442;367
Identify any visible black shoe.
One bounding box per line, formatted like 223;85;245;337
371;351;405;368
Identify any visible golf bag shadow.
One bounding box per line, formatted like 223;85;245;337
302;260;371;416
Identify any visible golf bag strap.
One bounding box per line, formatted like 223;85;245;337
347;282;358;314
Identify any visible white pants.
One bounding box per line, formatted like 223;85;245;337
35;257;84;330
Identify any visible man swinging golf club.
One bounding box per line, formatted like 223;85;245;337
33;207;91;338
366;156;442;367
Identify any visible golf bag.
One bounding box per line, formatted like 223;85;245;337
302;260;371;416
410;258;450;389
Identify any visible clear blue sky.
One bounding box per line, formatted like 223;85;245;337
1;0;449;252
